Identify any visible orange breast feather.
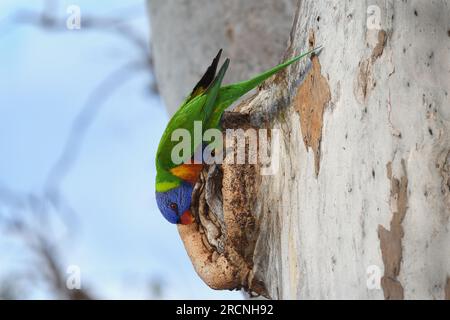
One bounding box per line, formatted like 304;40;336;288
170;163;204;184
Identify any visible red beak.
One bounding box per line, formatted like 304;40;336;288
180;210;194;225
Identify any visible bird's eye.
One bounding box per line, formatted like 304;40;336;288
169;203;177;210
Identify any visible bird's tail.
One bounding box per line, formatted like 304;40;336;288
208;46;322;128
230;46;322;95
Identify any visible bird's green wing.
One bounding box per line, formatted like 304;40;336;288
200;58;230;122
156;94;206;171
180;49;223;107
156;47;320;181
205;47;322;129
156;48;223;175
156;59;230;171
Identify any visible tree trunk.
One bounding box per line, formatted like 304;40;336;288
148;0;450;299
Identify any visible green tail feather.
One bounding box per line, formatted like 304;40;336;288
207;46;322;128
202;58;230;121
228;47;321;96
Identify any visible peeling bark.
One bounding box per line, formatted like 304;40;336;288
378;160;408;300
355;29;388;104
293;52;331;176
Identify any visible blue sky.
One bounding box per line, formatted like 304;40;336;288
0;0;241;299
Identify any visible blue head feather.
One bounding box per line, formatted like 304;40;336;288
155;181;193;224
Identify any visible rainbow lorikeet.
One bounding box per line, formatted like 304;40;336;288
155;47;321;224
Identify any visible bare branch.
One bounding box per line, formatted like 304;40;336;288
44;60;145;193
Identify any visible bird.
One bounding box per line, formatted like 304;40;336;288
155;47;321;224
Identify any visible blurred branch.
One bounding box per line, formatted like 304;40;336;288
37;234;92;300
0;186;93;299
13;0;150;55
0;0;156;299
21;0;158;193
45;60;144;193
